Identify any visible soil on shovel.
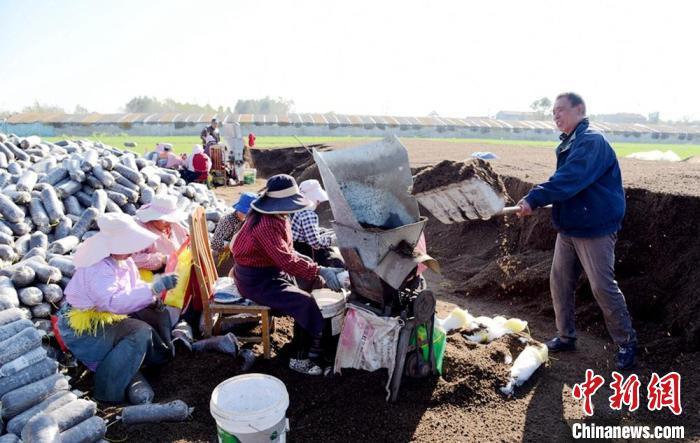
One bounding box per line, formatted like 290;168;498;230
411;159;507;197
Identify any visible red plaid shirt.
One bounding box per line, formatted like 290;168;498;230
231;214;319;281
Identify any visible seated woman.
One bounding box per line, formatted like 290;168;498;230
231;175;344;375
211;192;256;276
145;144;162;163
132;194;189;273
291;179;345;269
181;144;211;183
160;144;185;170
55;213;179;404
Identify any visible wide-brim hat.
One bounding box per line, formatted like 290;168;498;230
250;174;313;214
135;194;189;224
299;179;329;203
233;192;257;214
74;213;159;268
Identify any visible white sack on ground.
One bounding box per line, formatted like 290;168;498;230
626;150;681;162
500;343;548;396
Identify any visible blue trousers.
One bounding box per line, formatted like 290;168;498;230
58;309;172;403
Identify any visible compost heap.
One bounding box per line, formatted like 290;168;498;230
0;132;230;442
248;144;331;179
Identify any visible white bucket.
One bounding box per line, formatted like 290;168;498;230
210;374;289;443
312;289;347;336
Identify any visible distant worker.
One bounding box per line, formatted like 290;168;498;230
201;118;221;147
158;144;184;170
248;132;256;148
182;144;211;184
516;92;637;370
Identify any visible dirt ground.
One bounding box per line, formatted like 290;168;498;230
102;139;699;442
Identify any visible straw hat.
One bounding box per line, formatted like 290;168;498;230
299;179;329;203
135;194;189;224
251;175;313;214
73;213;159;268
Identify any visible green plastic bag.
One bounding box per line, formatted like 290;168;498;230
412;324;446;374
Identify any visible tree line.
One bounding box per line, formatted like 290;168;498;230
1;96;295;117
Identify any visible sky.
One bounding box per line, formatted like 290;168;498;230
0;0;698;120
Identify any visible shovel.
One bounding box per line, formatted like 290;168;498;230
413;177;550;223
413;177;512;223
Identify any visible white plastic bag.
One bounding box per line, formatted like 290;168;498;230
334;305;402;399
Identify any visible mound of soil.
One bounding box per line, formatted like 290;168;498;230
411;159;507;196
425;172;700;355
249;145;330;179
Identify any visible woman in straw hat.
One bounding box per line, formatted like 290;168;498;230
55;213;180;404
231;174;345;376
132;194;190;272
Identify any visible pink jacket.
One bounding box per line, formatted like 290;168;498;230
164;153;184;169
131;222;189;270
64;257;154;315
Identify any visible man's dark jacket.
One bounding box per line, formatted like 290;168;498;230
525;118;625;237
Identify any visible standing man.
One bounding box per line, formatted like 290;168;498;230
517;92;637;370
201;118;221;147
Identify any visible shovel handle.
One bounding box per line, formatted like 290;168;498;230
499;204;553;216
500;206;522;215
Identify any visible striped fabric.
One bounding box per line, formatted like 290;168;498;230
231;214;319;282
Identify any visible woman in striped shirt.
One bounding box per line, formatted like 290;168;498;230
231;175;344;375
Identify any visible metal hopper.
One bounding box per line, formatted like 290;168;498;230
314;136;440;402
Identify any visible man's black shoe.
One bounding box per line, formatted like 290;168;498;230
616;344;636;370
546;337;576;352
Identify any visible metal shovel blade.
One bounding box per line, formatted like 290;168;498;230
414;178;507;223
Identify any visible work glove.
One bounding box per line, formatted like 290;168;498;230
319;267;344;292
151;273;180;295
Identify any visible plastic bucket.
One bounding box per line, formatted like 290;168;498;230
312;289;347;336
243;168;257;184
210;374;289;443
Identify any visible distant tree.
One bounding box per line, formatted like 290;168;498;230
530;97;552;119
225;106;232;114
74;104;89;114
124;96;220;113
428;111;440;117
0;109;12;119
125;96;162;113
234;97;294;114
648;112;660;124
22;100;65;114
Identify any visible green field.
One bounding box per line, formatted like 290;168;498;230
44;135;376;155
44;135;700;159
